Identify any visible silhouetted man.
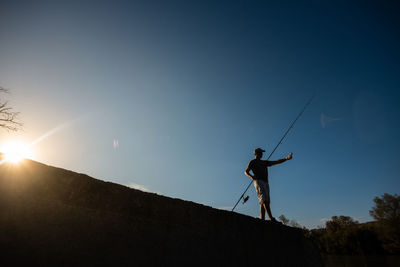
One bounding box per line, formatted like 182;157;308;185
245;148;292;222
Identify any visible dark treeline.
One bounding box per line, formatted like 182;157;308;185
307;216;385;255
281;193;400;255
305;193;400;255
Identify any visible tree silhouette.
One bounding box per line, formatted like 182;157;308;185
278;214;289;225
370;193;400;253
326;215;358;232
370;193;400;223
0;87;22;131
278;214;303;229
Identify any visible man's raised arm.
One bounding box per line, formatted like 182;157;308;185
267;152;293;166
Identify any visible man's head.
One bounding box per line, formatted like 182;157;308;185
254;148;265;159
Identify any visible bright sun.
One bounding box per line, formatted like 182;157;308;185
0;141;33;163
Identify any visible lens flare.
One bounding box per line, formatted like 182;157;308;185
320;113;342;128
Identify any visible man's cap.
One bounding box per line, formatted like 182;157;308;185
254;148;265;154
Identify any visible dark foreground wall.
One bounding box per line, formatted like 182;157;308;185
0;160;323;266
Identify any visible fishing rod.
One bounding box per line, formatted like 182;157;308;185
231;95;315;212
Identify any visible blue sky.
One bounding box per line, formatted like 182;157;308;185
0;0;399;228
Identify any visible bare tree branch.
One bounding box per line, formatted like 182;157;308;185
0;87;23;131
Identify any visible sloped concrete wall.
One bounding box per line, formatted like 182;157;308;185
0;160;323;266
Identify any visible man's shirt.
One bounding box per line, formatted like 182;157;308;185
246;159;271;182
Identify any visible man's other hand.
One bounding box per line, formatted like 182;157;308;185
286;152;293;160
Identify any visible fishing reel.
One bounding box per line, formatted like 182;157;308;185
242;195;249;204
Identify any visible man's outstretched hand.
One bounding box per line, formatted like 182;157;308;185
286;152;293;160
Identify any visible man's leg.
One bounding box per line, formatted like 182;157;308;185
263;182;276;221
260;204;266;220
263;202;275;221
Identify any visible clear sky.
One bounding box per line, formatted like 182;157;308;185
1;0;399;228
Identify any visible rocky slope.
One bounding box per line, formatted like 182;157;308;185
0;159;323;266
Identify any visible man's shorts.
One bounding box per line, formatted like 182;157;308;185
253;180;270;205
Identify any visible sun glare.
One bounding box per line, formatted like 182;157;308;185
0;141;33;163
